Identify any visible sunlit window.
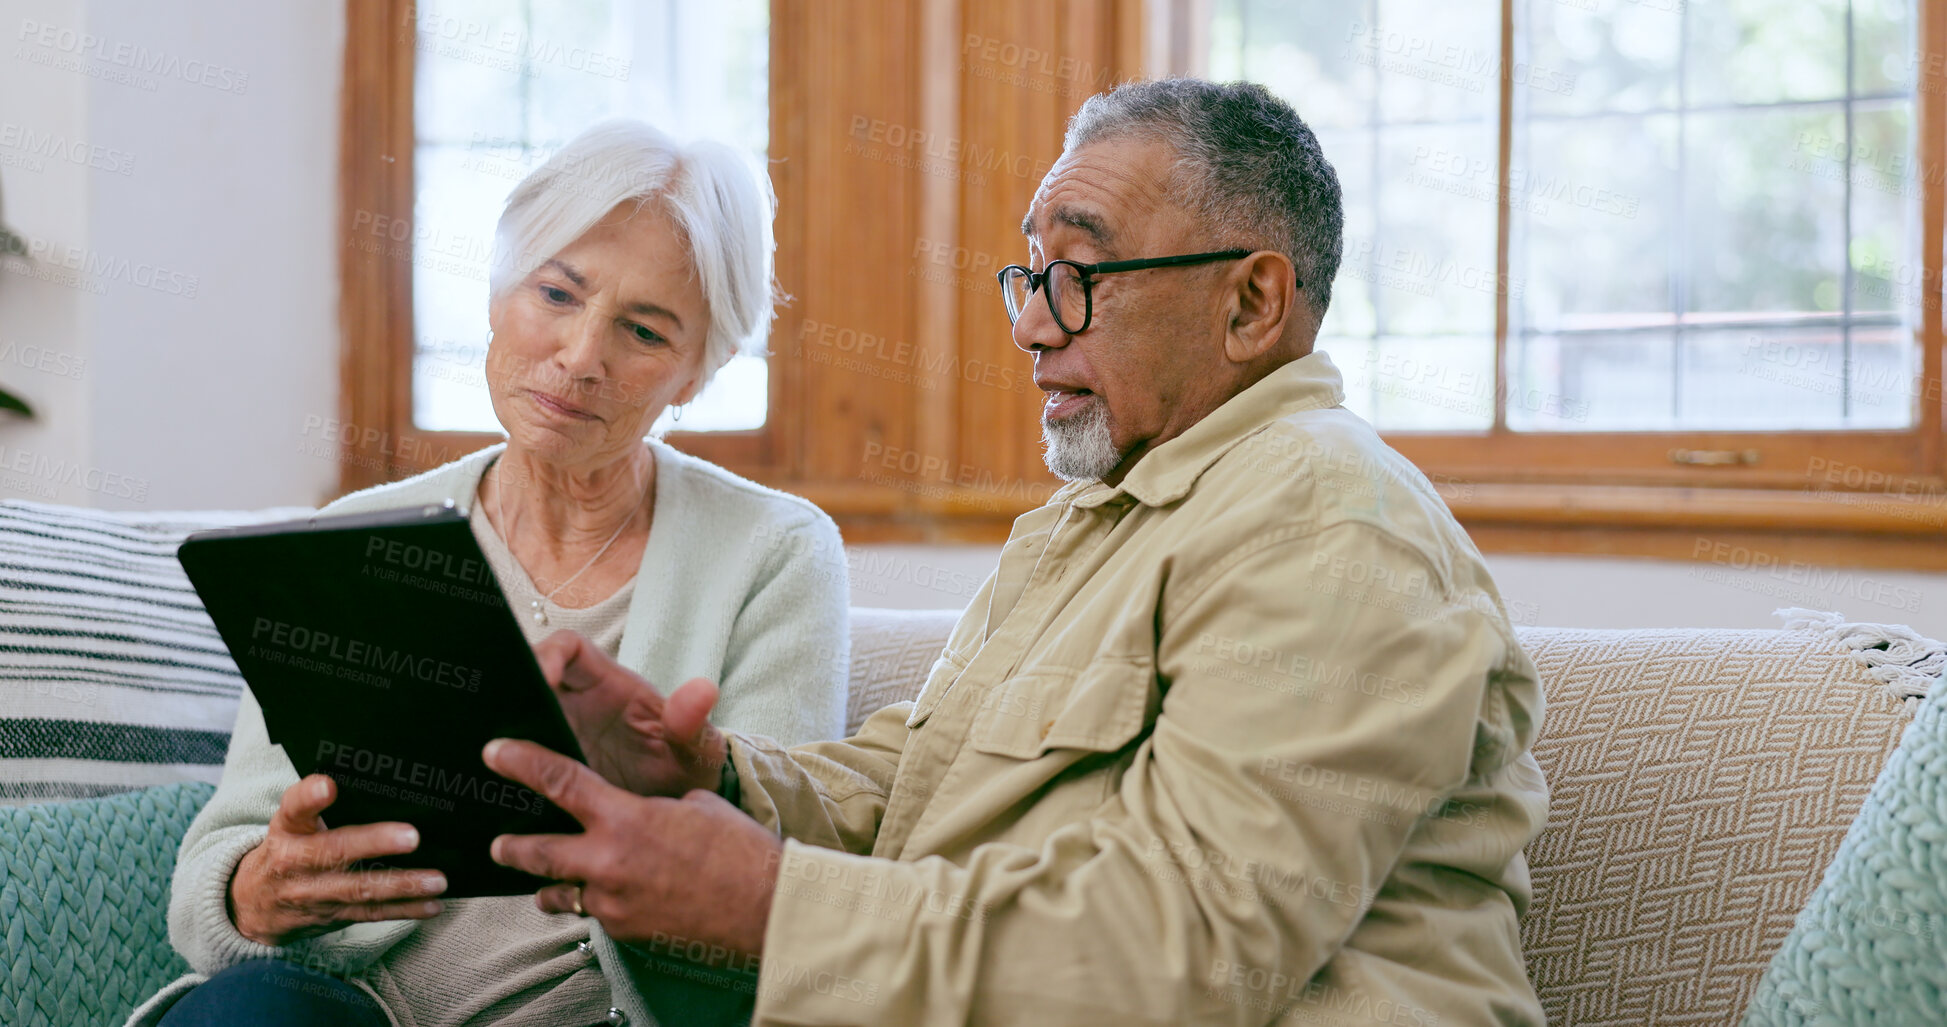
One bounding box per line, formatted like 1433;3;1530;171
409;0;771;434
1209;0;1920;433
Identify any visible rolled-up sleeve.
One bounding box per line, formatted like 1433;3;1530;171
750;522;1531;1026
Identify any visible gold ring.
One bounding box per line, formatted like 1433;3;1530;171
571;883;586;917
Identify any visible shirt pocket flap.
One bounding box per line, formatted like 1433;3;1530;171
905;647;972;730
970;654;1153;760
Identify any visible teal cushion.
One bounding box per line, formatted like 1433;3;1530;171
0;782;214;1027
1745;679;1947;1024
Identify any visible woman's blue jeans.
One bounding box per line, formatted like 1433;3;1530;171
155;959;389;1027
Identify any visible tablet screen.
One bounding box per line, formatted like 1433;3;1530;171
179;502;589;897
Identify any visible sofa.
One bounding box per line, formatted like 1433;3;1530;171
0;499;1939;1026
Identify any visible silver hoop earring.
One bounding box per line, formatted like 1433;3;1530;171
670;405;685;424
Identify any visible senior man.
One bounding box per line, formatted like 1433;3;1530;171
486;78;1548;1026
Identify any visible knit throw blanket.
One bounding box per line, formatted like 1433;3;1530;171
0;782;214;1027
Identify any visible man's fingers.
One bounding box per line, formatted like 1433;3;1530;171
483;737;616;826
541;629;663;706
271;775;337;836
533;881;587;917
662;677;721;744
532;630;591;693
489;831;588;884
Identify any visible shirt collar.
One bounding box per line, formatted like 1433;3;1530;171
1069;350;1347;510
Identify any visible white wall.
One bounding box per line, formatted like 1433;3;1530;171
0;0;342;510
848;545;1947;640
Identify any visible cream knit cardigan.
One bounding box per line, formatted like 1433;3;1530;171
126;437;851;1027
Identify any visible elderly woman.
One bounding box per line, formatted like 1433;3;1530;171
130;120;848;1027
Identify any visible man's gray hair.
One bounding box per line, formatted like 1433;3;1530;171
1065;79;1343;326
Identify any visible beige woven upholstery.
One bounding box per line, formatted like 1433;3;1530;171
842;608;1920;1023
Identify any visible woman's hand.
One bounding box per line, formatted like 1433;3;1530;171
229;774;449;947
535;629;727;798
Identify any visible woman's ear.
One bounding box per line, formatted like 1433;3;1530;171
1223;251;1297;364
672;373;705;408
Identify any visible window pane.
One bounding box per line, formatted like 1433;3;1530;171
1680;326;1847;428
1218;0;1496;431
1512;332;1672;431
1848;101;1921;316
1855;0;1919;95
1512;0;1918;433
1684;108;1846;316
1515;114;1676;328
1686;0;1848;106
1358;335;1496;430
1522;0;1679;117
411;0;771;434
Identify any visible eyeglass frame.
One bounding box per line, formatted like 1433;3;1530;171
997;248;1286;334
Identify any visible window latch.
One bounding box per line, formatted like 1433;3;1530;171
1669;448;1760;467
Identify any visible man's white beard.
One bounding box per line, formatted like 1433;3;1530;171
1041;397;1121;481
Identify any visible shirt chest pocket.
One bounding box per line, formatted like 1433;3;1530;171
968;654;1154;760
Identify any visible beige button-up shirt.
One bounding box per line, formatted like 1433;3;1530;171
728;351;1548;1025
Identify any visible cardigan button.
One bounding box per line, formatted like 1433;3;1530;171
605;1008;629;1026
576;940;592;956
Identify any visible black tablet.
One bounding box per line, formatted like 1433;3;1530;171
178;501;588;897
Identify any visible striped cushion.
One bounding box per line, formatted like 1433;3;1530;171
0;500;312;806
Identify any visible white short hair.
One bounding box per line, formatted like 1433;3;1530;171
488;119;779;383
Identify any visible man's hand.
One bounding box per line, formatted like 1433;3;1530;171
534;629;726;798
483;737;781;958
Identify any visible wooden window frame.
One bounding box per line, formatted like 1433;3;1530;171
342;0;1947;568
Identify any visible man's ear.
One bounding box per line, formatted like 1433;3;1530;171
1223;251;1298;364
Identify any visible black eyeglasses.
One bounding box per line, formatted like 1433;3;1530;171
997;249;1271;334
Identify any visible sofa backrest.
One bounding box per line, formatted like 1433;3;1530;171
844;607;1926;1024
